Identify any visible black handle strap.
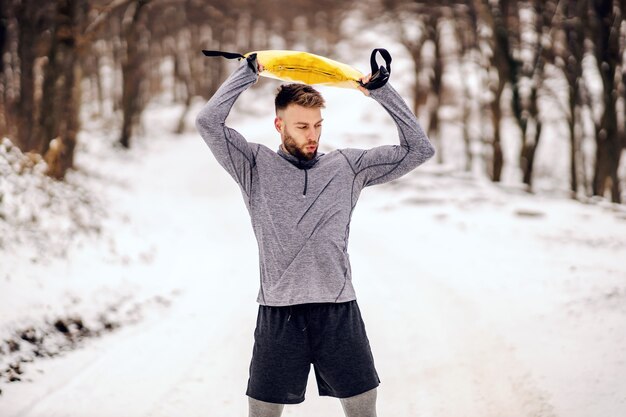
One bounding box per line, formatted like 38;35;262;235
202;50;245;59
360;48;392;90
202;50;258;73
369;48;392;75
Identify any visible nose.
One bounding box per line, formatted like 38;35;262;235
306;128;315;141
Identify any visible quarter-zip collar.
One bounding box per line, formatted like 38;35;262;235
277;145;323;196
277;145;323;170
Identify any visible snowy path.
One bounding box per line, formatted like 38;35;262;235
3;103;626;416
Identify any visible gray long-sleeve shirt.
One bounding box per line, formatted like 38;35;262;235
195;59;435;306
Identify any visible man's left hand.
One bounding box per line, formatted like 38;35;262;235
357;73;372;96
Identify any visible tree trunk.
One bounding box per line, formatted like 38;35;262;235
454;2;479;172
0;1;4;73
478;0;517;182
405;43;427;117
521;118;541;187
490;79;505;182
38;24;61;156
426;14;443;164
175;27;193;134
44;0;83;180
94;53;104;117
519;0;552;189
14;1;39;152
0;1;7;139
563;0;587;197
44;61;80;180
461;88;473;172
175;89;192;135
590;0;622;203
119;1;149;149
568;98;579;195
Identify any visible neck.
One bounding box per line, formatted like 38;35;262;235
277;144;322;169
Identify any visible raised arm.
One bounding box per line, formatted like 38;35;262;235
343;82;435;187
195;57;260;197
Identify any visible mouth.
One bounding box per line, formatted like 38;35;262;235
305;145;317;152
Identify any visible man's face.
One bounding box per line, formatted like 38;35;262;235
275;105;323;161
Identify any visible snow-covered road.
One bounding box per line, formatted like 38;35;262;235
2;88;626;416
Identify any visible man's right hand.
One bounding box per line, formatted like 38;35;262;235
252;60;264;84
245;53;264;80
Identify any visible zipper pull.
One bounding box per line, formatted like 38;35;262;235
302;169;308;196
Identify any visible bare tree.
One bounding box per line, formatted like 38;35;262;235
119;0;150;148
42;0;89;179
366;1;449;161
589;0;623;203
13;0;52;153
453;2;480;172
475;0;522;182
424;9;446;164
559;0;588;197
0;0;7;140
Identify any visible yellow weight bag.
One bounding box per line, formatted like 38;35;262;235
201;48;392;90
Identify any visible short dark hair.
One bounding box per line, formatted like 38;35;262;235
275;84;325;113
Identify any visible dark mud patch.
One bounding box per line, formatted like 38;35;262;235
513;209;546;218
0;292;176;389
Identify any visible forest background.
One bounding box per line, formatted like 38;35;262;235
1;0;625;203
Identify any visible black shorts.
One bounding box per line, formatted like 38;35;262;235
245;300;380;404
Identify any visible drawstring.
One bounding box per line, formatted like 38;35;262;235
286;305;308;331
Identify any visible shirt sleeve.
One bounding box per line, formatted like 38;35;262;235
195;59;260;197
342;83;435;188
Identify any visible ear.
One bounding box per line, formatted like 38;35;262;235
274;116;283;134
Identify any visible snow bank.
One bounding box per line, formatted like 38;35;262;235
0;125;177;389
0;137;105;262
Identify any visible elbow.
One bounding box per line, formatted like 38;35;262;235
414;130;436;161
195;107;222;138
194;111;204;133
424;141;436;161
405;136;435;166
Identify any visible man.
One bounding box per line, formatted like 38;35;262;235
196;53;435;417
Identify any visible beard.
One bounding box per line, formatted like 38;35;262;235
282;127;319;161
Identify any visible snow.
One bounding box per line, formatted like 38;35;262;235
2;25;626;417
